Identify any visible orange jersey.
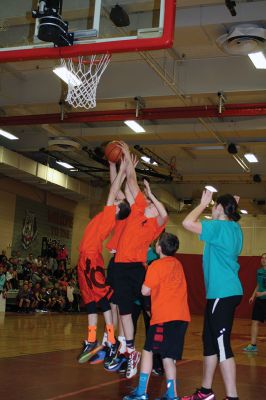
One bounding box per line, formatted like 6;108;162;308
79;205;116;257
115;191;166;263
106;219;127;252
144;256;191;325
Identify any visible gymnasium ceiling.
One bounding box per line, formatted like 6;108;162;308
0;0;266;214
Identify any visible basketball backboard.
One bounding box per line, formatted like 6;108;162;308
0;0;176;62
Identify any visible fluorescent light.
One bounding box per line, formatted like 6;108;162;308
141;155;158;166
248;52;266;69
53;66;81;86
204;215;212;219
205;185;218;193
240;209;248;214
244;153;258;163
0;129;19;140
56;161;74;169
124;120;145;133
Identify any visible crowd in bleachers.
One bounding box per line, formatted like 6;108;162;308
0;245;80;313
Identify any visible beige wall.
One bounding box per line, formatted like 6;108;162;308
1;176;265;262
0;190;16;257
165;212;266;256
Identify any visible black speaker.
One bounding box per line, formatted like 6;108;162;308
227;142;238;154
253;174;262;183
110;5;130;27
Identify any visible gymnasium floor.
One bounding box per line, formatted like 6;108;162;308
0;312;265;400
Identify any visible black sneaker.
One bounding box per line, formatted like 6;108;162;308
104;339;120;369
77;340;103;364
152;366;164;376
105;352;128;372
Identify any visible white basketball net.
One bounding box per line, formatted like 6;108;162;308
61;54;111;109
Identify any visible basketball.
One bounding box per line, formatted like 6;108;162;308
104;141;123;163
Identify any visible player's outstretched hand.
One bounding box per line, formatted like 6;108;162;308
143;179;152;198
131;153;138;168
200;189;213;208
118;141;131;161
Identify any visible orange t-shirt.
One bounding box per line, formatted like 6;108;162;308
106;219;127;253
115;191;166;263
144;256;191;325
79;205;116;257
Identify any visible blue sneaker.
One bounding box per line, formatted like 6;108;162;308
123;389;149;400
105;352;127;372
89;349;107;364
243;344;258;352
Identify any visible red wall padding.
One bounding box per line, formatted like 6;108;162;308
177;254;261;318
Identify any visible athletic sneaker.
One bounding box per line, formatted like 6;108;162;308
243;344;258;352
123;389;149;400
152;366;164;376
77;340;103;364
104;339;120;368
181;389;216;400
89;349;107;364
126;350;141;379
105;352;128;372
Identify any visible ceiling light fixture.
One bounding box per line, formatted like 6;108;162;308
56;161;74;169
244;153;258;163
204;215;212;219
240;209;248;214
205;185;218;193
248;52;266;69
124;120;145;133
0;129;19;140
53;66;81;86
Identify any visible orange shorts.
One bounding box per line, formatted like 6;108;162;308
77;252;113;305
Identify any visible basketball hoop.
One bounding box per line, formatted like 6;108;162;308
60;54;111;109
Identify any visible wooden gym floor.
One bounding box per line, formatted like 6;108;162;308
0;312;265;400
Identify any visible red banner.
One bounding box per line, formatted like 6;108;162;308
176;254;260;318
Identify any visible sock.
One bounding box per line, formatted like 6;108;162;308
200;387;213;394
166;379;176;398
87;325;97;342
136;372;149;395
118;335;127;353
126;339;135;353
106;324;116;345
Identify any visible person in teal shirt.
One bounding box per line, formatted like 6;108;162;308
182;189;243;400
243;252;266;352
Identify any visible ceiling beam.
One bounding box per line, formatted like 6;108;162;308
2;103;266;126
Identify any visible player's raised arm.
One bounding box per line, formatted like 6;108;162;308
182;189;213;234
106;157;127;206
143;179;168;226
109;161;125;201
118;141;140;199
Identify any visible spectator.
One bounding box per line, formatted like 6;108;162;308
17;282;31;313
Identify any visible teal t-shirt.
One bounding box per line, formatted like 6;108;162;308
256;267;266;299
147;247;159;265
199;220;243;299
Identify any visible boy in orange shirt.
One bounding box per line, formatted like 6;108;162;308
111;142;168;379
123;232;190;400
77;158;130;364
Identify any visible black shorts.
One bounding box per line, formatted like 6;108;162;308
252;298;266;323
203;295;242;362
144;320;188;360
112;262;146;315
